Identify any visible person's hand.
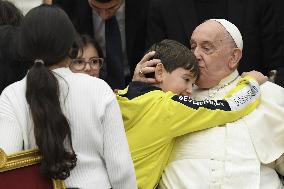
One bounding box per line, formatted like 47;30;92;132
113;89;119;94
241;70;268;85
132;51;161;84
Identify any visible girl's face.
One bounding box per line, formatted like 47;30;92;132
70;43;102;77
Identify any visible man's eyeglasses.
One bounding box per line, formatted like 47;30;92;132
70;57;104;71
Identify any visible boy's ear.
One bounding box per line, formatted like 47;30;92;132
155;63;164;83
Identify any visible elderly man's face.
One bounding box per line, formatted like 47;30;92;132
89;0;123;21
190;21;234;89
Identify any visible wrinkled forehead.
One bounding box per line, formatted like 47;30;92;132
191;20;227;44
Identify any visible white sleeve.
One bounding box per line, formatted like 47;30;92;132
246;82;284;163
0;90;23;154
102;96;137;189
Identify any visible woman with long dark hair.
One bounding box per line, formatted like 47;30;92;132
0;4;136;189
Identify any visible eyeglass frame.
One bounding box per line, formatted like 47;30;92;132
70;57;104;71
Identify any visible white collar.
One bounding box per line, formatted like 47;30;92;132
210;70;239;90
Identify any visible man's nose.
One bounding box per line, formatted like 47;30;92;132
193;47;202;61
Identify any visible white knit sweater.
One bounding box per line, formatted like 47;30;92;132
0;68;137;189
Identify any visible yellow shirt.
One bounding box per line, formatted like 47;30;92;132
117;76;260;189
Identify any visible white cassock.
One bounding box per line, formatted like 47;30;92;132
159;70;284;189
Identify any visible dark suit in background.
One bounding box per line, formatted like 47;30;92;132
53;0;150;89
146;0;284;87
274;0;284;87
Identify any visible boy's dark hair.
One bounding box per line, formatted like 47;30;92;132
20;4;77;180
0;0;23;26
149;39;199;78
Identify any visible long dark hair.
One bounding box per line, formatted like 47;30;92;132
20;4;77;180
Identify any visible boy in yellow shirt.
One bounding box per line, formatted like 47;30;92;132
117;39;266;189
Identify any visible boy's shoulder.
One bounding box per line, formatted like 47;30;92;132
117;81;163;100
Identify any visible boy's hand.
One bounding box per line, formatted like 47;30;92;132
241;70;268;85
132;51;160;84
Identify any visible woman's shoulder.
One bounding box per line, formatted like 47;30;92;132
54;68;108;85
53;68;114;99
70;72;111;90
1;76;26;95
0;77;27;114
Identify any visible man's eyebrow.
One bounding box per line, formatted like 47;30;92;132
190;39;214;45
201;41;214;46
